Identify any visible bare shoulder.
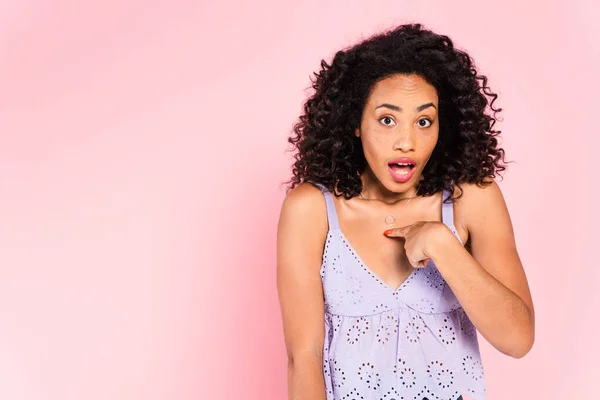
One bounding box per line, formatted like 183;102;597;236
278;182;328;237
280;182;327;214
277;182;329;271
456;177;506;206
453;178;515;243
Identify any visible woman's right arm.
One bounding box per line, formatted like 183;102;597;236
277;183;329;400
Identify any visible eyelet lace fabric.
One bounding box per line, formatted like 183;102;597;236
314;183;486;400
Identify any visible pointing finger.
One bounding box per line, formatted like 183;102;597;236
383;225;410;237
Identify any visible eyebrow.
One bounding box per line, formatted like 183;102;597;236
375;102;437;112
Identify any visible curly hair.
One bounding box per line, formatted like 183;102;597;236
284;23;507;202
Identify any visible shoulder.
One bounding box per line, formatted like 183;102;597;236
454;177;502;202
280;182;327;218
278;182;328;237
453;178;511;230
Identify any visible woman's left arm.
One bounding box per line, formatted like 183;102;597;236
431;179;535;359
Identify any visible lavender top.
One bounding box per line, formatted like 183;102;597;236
314;183;486;400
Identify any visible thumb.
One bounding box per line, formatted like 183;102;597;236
417;257;431;268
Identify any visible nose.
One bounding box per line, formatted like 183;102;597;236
392;125;415;152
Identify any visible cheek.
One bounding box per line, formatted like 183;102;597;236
420;129;439;150
362;134;388;157
363;127;390;146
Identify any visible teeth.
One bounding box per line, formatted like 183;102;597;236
396;163;411;166
394;169;409;176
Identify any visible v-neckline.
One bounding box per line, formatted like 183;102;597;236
334;228;419;292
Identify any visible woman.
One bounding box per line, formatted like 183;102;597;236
276;23;534;400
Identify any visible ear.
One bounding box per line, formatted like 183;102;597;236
355;128;361;138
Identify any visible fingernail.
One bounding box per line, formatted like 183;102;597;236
383;229;392;236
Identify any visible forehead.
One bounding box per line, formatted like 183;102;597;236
367;74;438;105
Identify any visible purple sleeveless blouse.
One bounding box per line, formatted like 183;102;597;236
314;183;487;400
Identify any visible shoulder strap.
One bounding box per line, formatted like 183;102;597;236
311;182;340;231
441;189;463;244
441;189;455;226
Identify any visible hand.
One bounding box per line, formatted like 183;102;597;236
383;221;449;269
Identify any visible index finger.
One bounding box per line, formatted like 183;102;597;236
383;225;411;237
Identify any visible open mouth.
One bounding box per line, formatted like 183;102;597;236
388;161;415;176
388;159;417;182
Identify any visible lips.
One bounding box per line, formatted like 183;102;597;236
388;158;417;183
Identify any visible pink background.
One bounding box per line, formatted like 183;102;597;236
1;1;598;399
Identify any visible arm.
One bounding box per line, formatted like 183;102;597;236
277;183;328;399
430;179;535;358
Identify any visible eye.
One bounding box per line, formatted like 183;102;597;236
417;118;432;128
379;116;396;127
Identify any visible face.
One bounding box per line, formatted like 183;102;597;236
355;73;439;197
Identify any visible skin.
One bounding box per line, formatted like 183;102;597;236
277;73;535;400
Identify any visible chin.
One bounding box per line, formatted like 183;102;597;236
382;178;419;195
